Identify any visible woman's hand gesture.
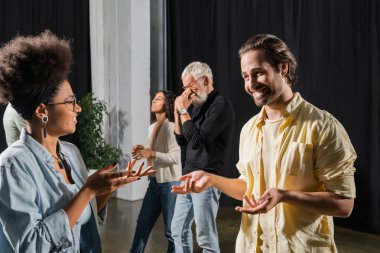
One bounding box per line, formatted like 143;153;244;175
84;161;137;196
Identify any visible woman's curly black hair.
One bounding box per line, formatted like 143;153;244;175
151;90;177;123
0;30;73;120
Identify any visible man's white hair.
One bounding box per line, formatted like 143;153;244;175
181;61;213;82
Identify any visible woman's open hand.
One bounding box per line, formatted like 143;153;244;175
84;162;138;196
123;159;156;177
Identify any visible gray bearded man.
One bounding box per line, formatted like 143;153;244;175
171;62;235;253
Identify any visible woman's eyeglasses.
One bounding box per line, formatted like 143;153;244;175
47;95;77;112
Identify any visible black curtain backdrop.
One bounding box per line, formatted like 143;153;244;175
0;0;91;151
167;0;380;233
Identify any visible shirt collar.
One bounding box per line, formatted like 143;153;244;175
192;90;219;114
255;92;304;129
283;92;303;117
20;128;66;166
204;89;219;106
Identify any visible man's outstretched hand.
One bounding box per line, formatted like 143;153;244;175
235;188;285;215
171;170;213;194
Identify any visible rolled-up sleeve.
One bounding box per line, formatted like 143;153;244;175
236;162;248;182
174;132;188;146
0;164;74;252
236;124;250;182
314;118;357;198
42;209;74;249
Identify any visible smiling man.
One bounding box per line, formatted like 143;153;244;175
172;35;357;253
171;62;235;253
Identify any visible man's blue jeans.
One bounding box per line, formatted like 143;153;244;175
171;187;221;253
130;177;179;253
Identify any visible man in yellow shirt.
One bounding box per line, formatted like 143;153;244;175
172;34;356;253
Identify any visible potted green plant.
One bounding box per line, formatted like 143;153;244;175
77;93;122;171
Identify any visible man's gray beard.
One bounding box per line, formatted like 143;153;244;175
192;92;208;107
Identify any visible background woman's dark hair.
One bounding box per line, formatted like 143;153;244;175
239;34;297;87
0;30;73;120
151;90;177;123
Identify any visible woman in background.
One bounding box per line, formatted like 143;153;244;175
130;90;181;253
0;31;153;253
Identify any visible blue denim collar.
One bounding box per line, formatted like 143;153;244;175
20;128;67;170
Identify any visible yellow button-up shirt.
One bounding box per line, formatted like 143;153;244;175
235;93;356;253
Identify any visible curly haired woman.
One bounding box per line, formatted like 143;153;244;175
0;31;153;253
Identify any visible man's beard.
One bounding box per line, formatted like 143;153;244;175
192;91;208;107
253;81;283;107
253;95;270;107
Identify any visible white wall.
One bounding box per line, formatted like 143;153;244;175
151;0;166;90
90;0;151;200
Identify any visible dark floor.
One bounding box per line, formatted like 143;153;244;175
99;198;380;253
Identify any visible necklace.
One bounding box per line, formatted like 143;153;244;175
51;154;65;170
